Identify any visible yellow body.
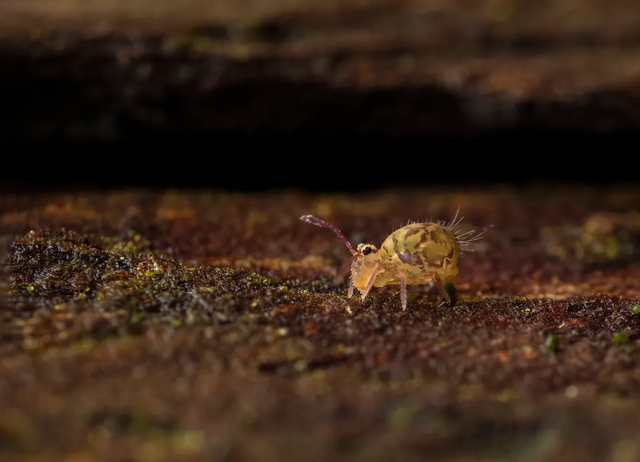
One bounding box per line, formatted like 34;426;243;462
350;223;460;292
300;213;477;309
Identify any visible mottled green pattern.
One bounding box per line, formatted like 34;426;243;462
350;223;460;291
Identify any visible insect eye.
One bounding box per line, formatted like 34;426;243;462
362;246;372;255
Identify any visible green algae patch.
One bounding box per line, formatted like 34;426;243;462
10;230;284;301
7;229;321;354
613;332;629;344
541;212;640;264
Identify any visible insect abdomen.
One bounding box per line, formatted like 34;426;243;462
381;223;459;278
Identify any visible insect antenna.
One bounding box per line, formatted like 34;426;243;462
300;215;358;256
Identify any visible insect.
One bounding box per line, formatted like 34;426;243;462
300;210;486;310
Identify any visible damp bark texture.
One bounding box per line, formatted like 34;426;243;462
3;188;640;461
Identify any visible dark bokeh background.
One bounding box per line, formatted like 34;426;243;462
2;0;639;193
2;132;636;192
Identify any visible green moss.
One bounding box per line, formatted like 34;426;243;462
613;332;628;344
387;404;419;429
6;230;308;352
631;304;640;315
130;312;145;324
541;212;640;263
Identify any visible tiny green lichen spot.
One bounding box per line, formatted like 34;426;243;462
300;210;487;311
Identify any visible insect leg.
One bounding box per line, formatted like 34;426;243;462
398;271;407;310
444;282;458;306
360;266;380;301
348;279;354;298
433;274;452;306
